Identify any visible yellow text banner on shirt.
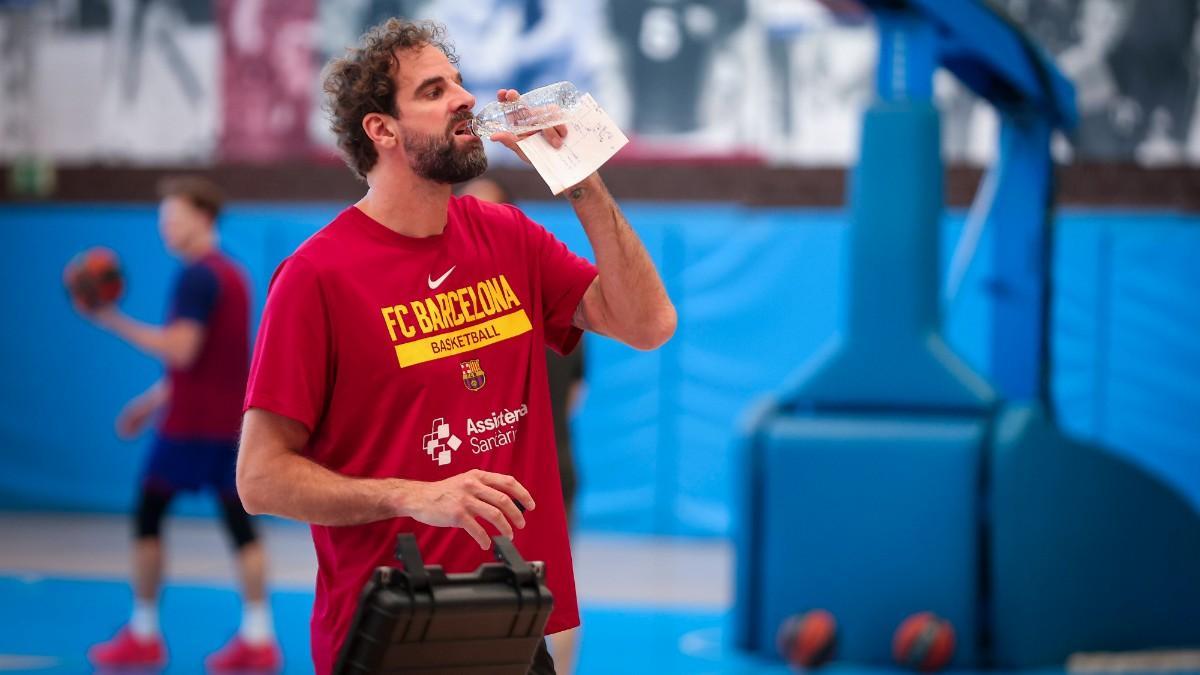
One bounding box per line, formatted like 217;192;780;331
393;309;532;368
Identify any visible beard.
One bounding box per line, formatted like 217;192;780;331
403;114;488;184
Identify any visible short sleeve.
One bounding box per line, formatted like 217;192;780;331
171;263;219;324
516;209;597;356
244;255;332;434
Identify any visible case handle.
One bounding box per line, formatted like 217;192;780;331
492;536;536;587
394;533;431;590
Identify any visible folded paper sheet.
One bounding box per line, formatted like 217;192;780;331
517;94;629;195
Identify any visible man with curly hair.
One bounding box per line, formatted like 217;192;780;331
235;18;675;675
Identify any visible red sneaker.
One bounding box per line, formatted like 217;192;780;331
205;636;282;673
87;627;167;668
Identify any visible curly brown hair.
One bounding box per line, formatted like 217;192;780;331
323;19;458;180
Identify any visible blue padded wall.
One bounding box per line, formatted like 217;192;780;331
0;205;1197;538
1051;214;1200;515
0;203;338;517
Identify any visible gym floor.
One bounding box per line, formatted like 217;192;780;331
0;511;805;674
0;512;1082;674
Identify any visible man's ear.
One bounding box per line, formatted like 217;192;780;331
363;112;399;150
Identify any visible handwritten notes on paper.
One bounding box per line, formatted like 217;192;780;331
517;94;629;195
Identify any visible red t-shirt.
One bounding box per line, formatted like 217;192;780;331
245;196;596;674
161;251;250;441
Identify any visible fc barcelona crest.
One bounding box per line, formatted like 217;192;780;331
460;359;486;391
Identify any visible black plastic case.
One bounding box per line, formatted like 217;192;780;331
333;534;554;675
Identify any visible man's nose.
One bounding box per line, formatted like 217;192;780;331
451;83;475;112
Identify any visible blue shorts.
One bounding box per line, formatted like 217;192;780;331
142;436;239;496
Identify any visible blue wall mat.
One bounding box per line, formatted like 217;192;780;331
1050;213;1200;515
505;202;847;536
0;204;1197;535
1;205;185;513
0;204;343;518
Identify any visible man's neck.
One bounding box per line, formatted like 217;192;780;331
179;234;216;262
357;166;452;238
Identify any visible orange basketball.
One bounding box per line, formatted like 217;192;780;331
64;247;124;310
777;609;837;669
893;612;955;672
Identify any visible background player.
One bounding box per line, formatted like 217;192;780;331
77;177;281;672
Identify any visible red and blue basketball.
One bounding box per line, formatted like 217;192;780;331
892;611;955;672
776;609;837;669
64;247;124;310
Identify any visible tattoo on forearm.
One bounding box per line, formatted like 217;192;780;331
569;187;585;201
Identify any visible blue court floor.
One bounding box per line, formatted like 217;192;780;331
0;574;1079;675
0;575;798;675
0;513;1077;674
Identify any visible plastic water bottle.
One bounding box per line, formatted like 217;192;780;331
470;81;582;139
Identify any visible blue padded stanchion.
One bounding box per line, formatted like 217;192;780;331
751;414;987;664
990;403;1200;666
733;98;993;667
733;0;1080;667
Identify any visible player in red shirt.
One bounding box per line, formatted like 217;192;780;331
80;177;282;672
236;19;676;675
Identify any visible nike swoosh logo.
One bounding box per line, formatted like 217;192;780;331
428;265;456;289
